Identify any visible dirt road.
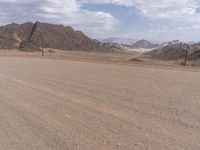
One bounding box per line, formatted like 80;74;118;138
0;56;199;150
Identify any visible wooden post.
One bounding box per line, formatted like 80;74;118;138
42;37;44;56
183;44;189;66
40;33;44;56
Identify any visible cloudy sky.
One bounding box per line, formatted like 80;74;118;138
1;0;200;41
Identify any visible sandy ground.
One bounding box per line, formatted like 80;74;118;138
0;49;137;63
0;55;200;150
126;48;154;53
0;49;197;68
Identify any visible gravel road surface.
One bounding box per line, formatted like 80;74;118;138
0;57;199;150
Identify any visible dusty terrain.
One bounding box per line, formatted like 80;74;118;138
0;49;190;67
0;55;200;150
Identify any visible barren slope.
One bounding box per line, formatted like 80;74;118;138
0;57;200;150
0;22;113;52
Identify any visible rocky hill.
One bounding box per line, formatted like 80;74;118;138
129;39;158;49
0;22;113;52
146;40;200;62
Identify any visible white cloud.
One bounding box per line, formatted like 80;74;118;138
1;0;200;40
82;0;200;20
81;0;134;7
81;0;200;40
0;0;116;38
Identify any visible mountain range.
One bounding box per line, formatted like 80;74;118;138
0;22;113;52
101;37;138;45
1;22;200;65
102;38;159;49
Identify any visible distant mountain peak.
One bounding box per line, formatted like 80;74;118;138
101;37;138;45
129;39;158;49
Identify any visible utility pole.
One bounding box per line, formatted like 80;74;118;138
183;44;189;66
38;33;44;56
41;35;44;56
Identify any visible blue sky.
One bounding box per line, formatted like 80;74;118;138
1;0;200;42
